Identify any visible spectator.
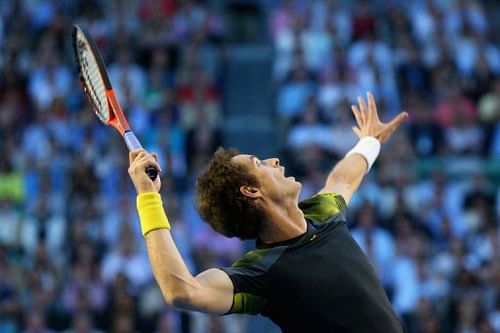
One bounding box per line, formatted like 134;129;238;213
63;312;103;333
286;96;332;154
61;260;107;321
406;93;444;157
101;225;152;292
351;201;396;285
27;50;71;113
434;84;476;128
22;310;55;333
108;47;147;108
277;65;315;119
20;196;66;261
478;78;500;156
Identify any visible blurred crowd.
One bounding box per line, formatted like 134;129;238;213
273;1;500;333
0;0;245;332
0;0;500;332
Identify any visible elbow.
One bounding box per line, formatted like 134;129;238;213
163;287;195;311
152;273;201;311
169;292;192;310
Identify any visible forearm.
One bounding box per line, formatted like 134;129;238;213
145;229;211;310
129;151;233;313
137;193;199;307
320;153;367;204
319;137;380;204
137;193;233;314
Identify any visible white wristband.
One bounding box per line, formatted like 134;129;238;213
345;136;381;174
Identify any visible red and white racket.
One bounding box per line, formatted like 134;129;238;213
72;24;158;180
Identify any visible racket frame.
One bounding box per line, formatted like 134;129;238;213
73;24;157;175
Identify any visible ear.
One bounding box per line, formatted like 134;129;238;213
240;186;262;199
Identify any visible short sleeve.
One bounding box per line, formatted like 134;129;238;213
298;193;347;224
219;246;286;315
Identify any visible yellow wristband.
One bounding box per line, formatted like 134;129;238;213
137;192;171;236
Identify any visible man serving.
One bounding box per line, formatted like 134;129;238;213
128;93;408;332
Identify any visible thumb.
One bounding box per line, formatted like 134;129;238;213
352;126;362;138
387;111;408;130
151;153;163;172
378;112;408;143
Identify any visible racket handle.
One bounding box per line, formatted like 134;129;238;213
124;130;143;150
145;166;158;180
124;130;159;181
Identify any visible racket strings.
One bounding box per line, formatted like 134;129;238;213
75;37;109;122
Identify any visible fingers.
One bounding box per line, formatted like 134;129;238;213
129;149;157;164
357;96;367;114
357;96;371;127
136;155;160;169
129;149;144;165
367;92;379;121
136;154;161;173
351;105;363;127
129;149;162;172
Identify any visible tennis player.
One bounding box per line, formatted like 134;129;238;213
128;92;408;332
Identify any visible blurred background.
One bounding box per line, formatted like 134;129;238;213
0;0;500;332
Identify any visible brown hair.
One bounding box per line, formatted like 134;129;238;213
196;147;264;240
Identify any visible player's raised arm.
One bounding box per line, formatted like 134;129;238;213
317;92;408;204
127;150;234;314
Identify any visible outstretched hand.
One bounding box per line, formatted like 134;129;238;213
351;92;408;144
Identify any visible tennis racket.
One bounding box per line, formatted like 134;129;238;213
72;24;158;180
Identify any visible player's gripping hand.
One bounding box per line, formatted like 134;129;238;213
128;150;162;194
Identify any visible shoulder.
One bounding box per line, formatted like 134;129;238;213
220;246;287;315
223;246;287;278
299;192;347;224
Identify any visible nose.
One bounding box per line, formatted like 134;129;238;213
267;158;280;167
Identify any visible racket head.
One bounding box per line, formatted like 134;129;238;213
72;25;113;124
72;25;157;180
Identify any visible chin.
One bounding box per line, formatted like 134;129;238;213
293;183;302;201
294;180;302;192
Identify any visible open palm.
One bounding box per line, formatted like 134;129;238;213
351;92;408;144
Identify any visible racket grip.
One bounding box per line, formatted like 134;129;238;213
124;130;159;181
123;130;143;150
146;166;158;181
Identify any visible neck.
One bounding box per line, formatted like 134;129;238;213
257;198;307;244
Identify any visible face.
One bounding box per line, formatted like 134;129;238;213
231;154;301;202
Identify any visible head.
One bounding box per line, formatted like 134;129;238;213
196;148;301;240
